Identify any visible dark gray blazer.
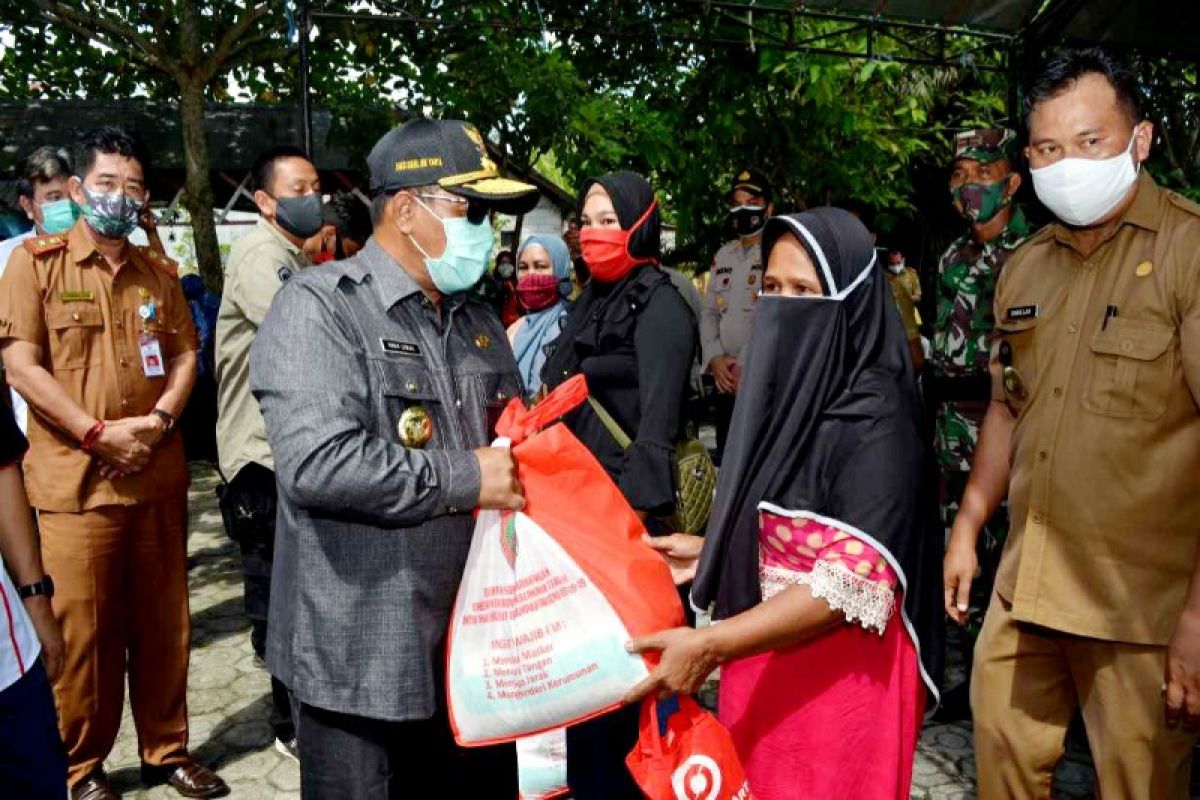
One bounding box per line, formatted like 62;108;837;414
250;238;521;722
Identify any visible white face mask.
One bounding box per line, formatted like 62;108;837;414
1031;131;1140;227
887;261;905;274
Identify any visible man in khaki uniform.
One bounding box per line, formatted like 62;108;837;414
215;144;321;758
700;169;773;457
944;49;1200;798
0;127;225;799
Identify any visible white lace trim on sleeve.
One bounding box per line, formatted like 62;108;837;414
760;558;895;635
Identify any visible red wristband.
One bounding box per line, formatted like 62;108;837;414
80;420;105;452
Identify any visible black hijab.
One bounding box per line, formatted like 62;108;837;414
690;207;942;702
577;171;661;263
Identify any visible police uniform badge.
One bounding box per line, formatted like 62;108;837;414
398;406;433;448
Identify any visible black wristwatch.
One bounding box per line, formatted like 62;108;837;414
17;575;54;600
151;408;176;435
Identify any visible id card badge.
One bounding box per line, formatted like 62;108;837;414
138;332;166;377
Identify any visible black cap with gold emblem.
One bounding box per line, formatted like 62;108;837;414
729;168;773;203
367;118;540;215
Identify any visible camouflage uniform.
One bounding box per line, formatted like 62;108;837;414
932;128;1030;638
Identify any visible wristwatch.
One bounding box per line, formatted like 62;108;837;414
17;575;54;600
151;408;176;435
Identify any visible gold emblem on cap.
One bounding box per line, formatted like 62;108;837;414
397;406;433;448
1002;366;1027;400
738;171;751;181
475;334;491;350
1135;260;1153;277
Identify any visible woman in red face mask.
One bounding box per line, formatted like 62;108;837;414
540;171;698;800
506;234;572;398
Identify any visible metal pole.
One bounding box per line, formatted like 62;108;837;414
299;0;313;156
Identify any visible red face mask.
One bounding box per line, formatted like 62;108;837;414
516;273;563;313
579;200;658;283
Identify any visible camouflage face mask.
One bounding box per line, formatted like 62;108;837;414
81;185;143;239
951;178;1011;224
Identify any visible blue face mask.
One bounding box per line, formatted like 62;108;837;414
39;198;81;234
408;196;494;295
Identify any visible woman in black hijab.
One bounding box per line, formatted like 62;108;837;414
628;208;941;800
541;172;696;800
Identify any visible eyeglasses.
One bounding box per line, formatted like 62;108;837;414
413;192;469;207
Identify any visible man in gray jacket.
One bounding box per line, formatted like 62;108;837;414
250;118;537;798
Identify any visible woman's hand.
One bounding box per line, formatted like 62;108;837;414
643;533;704;585
622;627;720;703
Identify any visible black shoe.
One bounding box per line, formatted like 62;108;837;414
275;736;299;762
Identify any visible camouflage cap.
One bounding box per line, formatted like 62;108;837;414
952;127;1018;165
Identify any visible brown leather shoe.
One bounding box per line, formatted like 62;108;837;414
71;771;118;800
141;759;229;798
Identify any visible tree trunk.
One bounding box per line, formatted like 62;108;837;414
178;79;222;292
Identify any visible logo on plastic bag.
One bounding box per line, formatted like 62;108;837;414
672;755;722;800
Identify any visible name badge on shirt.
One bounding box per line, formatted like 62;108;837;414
1005;304;1039;321
139;332;166;377
59;290;95;303
380;339;421;358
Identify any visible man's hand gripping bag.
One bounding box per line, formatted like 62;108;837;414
447;375;685;745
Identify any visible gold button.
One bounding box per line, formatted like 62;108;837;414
120;398;129;408
1033;513;1045;525
71;312;81;322
1068;324;1077;334
1121;340;1134;354
1053;387;1063;397
120;358;128;367
1038;451;1048;461
406;380;418;393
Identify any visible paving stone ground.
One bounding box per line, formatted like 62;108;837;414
97;463;1167;798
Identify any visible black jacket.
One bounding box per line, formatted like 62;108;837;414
543;265;696;516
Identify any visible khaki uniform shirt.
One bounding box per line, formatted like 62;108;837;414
991;173;1200;645
887;271;921;341
700;239;762;367
215;219;311;479
0;220;197;512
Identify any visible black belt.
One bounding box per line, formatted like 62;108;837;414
928;373;992;403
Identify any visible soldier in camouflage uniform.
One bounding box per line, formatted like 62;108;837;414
931;127;1031;716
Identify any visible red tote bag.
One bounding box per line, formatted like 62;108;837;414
626;696;755;800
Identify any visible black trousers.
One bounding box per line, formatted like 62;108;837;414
217;464;294;742
0;661;67;799
297;701;517;800
566;702;643;800
712;390;736;460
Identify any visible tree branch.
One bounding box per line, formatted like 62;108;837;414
201;2;275;83
222;30;280;68
37;0;180;80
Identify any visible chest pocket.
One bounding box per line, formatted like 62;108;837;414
473;371;523;442
1084;318;1175;421
46;306;104;370
994;317;1039;413
376;360;448;450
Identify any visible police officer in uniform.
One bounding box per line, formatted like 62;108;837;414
700;169;773;458
945;49;1200;798
929;127;1030;716
250;118;538;799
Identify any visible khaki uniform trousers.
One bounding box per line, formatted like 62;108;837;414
971;595;1196;799
39;496;191;786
